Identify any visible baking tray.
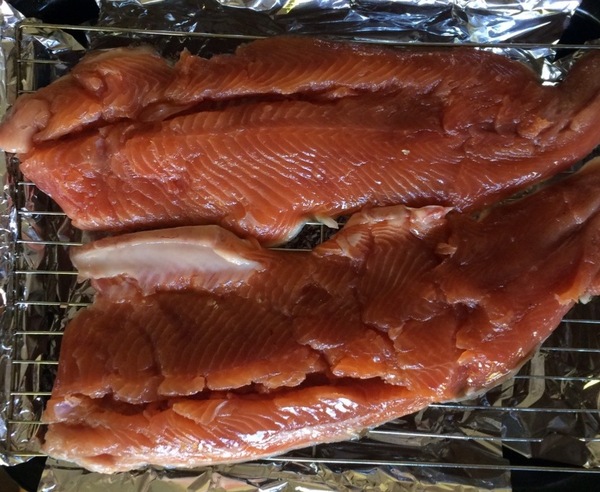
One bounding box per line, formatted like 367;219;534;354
3;18;600;491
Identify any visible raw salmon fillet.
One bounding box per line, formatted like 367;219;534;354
42;158;600;473
19;44;600;244
0;47;176;153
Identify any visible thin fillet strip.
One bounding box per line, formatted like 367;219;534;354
0;46;176;153
42;158;600;473
164;36;564;108
19;48;600;244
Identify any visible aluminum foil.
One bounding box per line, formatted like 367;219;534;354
98;0;582;43
38;457;513;491
0;0;25;467
0;6;88;469
0;0;598;490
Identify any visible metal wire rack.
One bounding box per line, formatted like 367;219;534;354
3;20;600;487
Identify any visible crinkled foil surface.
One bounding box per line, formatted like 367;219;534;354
0;0;25;466
0;0;599;490
99;0;582;43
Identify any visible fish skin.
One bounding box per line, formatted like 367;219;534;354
19;46;600;245
70;224;267;296
0;46;175;153
42;158;600;472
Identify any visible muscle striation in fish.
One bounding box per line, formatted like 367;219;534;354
5;36;582;153
0;46;176;153
17;40;600;244
42;158;600;473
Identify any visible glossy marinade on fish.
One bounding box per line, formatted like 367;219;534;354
0;46;176;153
5;37;600;245
41;158;600;473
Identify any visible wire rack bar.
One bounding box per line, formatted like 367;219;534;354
15;300;90;307
367;429;600;443
511;375;600;382
7;421;44;425
16;20;600;50
541;346;600;352
14;331;64;336
14;270;78;275
430;404;600;413
562;318;600;324
15;270;77;276
16;240;83;247
264;456;600;473
17;211;69;217
10;392;53;397
11;361;57;366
